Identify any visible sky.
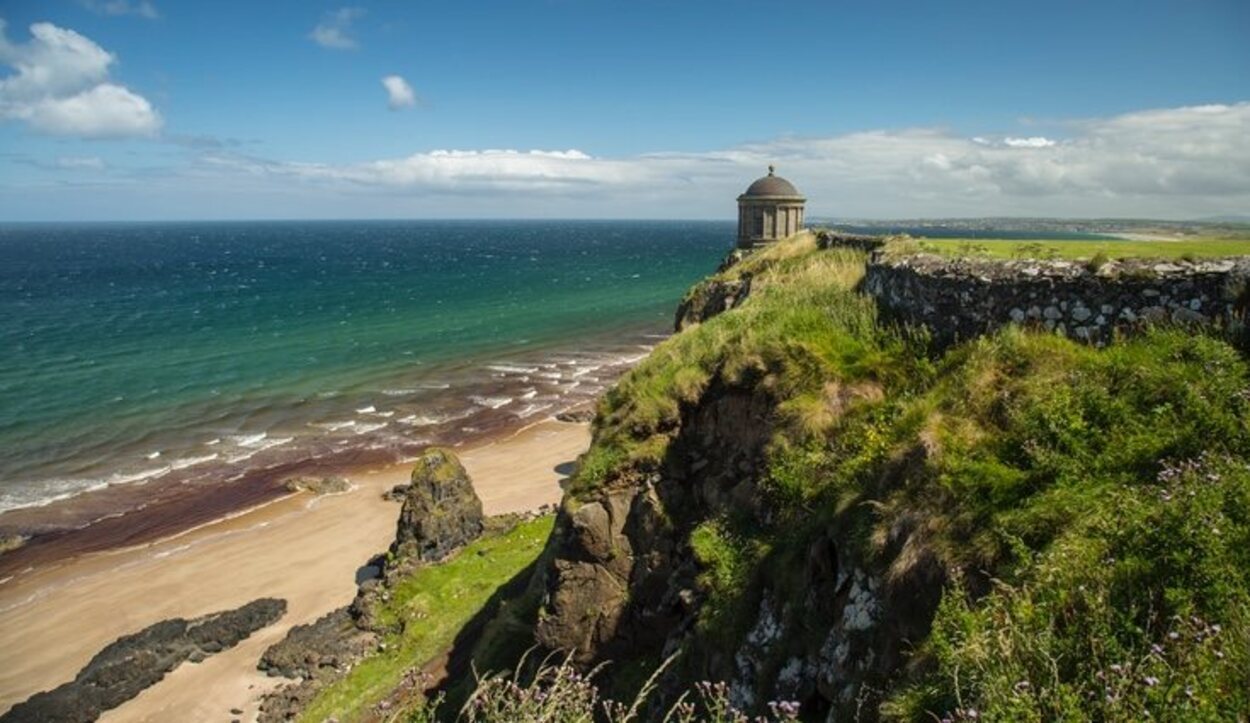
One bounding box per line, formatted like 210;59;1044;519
0;0;1247;221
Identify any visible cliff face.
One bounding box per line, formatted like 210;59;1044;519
529;234;1250;720
534;379;943;718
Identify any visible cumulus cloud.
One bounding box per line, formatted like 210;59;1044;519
0;19;161;137
310;7;364;50
160;102;1250;219
381;75;416;110
80;0;159;19
1003;136;1056;148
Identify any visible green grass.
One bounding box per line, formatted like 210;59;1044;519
296;515;555;723
911;236;1250;261
568;229;1250;718
573;241;925;495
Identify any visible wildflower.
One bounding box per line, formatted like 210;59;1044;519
1143;676;1159;687
1110;663;1123;673
1211;624;1222;634
1168;632;1180;641
1150;644;1164;656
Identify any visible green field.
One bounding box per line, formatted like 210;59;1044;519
911;236;1250;261
296;515;554;723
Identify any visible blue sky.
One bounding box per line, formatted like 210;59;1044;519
0;0;1247;220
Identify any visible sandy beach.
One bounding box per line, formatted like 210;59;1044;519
0;419;590;721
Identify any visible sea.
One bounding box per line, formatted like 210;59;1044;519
0;220;733;568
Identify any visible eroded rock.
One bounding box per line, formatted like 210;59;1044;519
2;598;285;723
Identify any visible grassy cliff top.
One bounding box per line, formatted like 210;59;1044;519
904;235;1250;261
570;232;1250;719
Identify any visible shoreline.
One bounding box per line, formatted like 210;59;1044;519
0;417;592;719
0;330;637;582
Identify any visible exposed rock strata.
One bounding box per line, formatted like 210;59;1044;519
533;375;944;719
2;598;286;723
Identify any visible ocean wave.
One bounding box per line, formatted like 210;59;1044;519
469;395;513;410
169;453;219;471
352;422;389;435
310;420;355;432
355;405;376;414
230;432;269;448
515;403;554;419
225;436;293;463
487;364;539;375
0;454;207;514
397;408;474;426
519;388;538;400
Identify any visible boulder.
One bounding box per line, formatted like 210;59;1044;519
390;448;484;564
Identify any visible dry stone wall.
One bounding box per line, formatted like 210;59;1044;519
861;254;1250;346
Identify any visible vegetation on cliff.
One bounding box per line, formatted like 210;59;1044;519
295;515;554;723
551;233;1250;720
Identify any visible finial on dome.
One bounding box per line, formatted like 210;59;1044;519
768;164;775;176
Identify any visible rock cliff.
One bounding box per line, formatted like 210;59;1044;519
527;233;1250;720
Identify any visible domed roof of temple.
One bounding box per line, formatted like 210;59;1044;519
741;166;803;198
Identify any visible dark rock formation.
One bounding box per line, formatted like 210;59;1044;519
675;275;753;331
2;598;285;723
259;448;487;722
390;447;484;565
258;608;376;680
555;407;595;424
282;475;351;495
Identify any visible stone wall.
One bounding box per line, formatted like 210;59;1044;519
860;253;1250;346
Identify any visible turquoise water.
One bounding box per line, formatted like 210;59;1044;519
0;220;731;519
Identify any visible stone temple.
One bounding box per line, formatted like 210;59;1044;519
736;165;806;248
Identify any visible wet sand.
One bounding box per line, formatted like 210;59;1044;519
0;419;590;721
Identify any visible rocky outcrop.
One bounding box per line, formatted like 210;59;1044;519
2;598;285;723
258;448;485;721
675;276;753;330
390;448;484;565
258;607;377;680
534;368;949;719
862;252;1250;347
282;475;351;495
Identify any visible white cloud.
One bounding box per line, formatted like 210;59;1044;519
81;0;159;19
0;20;161;137
58;101;1250;220
310;7;364;50
1003;136;1056;148
55;155;105;170
381;75;416;110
